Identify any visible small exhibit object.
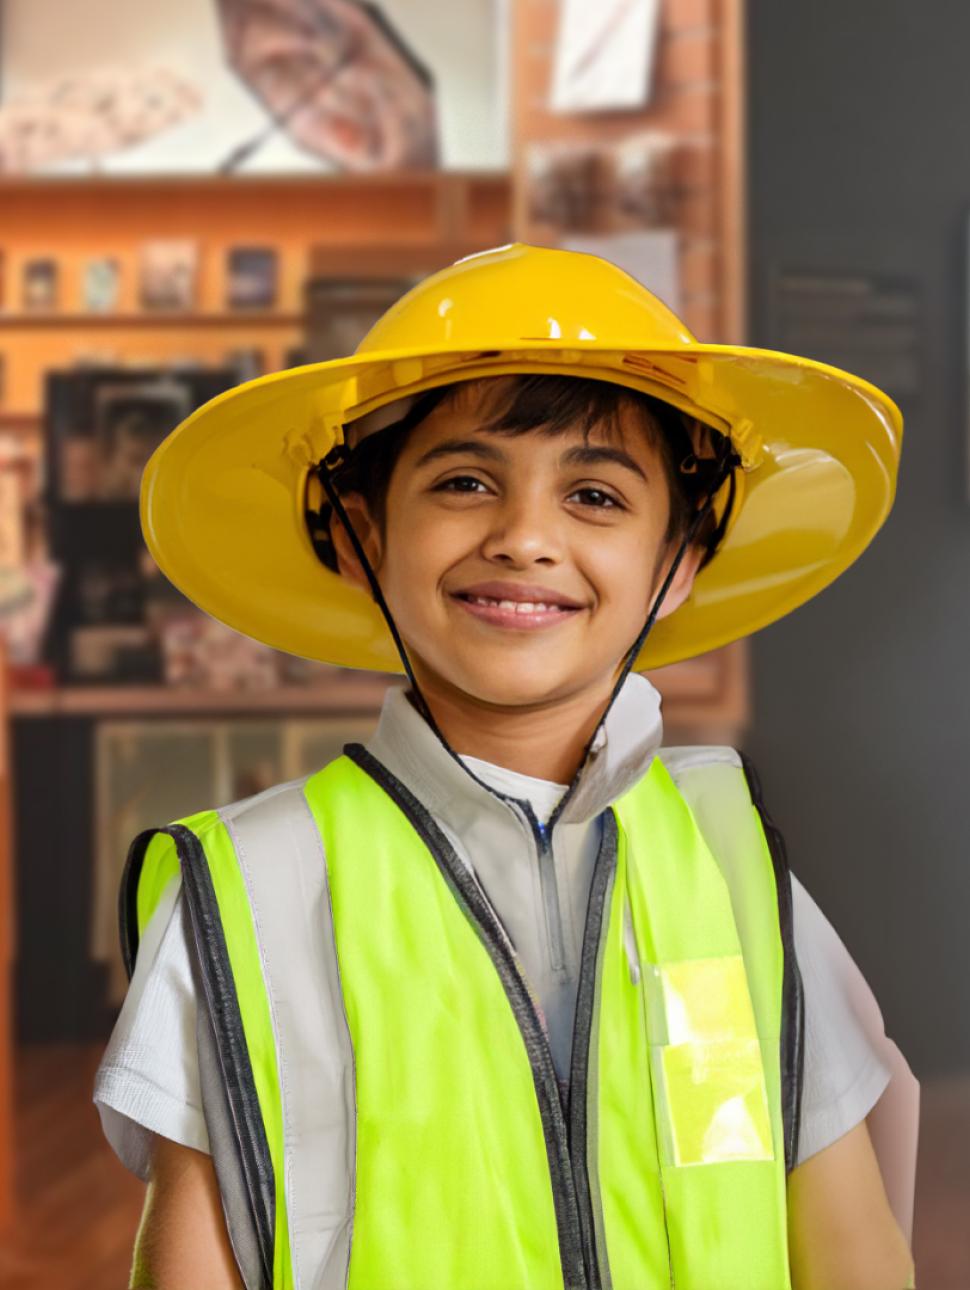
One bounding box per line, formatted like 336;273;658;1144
609;131;681;229
226;246;279;310
83;257;121;312
22;258;58;311
160;611;279;690
139;239;198;311
524;141;600;230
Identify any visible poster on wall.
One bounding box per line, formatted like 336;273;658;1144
0;0;509;174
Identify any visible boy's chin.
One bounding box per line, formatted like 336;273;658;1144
433;658;612;711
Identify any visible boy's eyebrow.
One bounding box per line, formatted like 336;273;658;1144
413;437;649;482
559;444;648;483
413;438;505;468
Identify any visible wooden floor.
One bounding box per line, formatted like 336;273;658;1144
0;1045;145;1290
0;1044;967;1289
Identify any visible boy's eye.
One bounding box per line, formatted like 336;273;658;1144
569;487;622;509
434;474;489;494
432;477;624;509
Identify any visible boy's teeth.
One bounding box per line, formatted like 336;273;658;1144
467;594;563;613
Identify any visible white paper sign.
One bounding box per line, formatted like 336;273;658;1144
551;0;661;113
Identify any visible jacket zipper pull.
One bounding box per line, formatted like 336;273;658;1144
526;809;566;974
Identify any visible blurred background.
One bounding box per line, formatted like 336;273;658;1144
0;0;966;1285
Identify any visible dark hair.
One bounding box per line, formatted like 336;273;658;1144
307;373;734;575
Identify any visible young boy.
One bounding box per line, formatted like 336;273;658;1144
94;243;918;1289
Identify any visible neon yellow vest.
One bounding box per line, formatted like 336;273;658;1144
120;746;803;1289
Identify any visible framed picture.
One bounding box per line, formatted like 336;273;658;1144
1;0;514;174
48;369;232;503
93;379;193;499
22;258;58;311
139;239;198;311
226;246;278;310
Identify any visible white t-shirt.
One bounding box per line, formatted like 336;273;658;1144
93;755;892;1181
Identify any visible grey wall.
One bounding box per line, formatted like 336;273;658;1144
746;1;970;1076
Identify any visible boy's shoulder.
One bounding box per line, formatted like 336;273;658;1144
657;743;765;814
217;771;311;827
658;744;743;776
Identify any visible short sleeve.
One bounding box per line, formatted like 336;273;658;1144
791;871;893;1165
92;875;210;1181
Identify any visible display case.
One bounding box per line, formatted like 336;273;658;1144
43;366;236;685
91;713;381;1004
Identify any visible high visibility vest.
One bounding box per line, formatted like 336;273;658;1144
119;744;804;1290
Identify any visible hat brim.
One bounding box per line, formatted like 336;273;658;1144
140;341;901;672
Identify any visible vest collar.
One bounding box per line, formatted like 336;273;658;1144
364;672;664;834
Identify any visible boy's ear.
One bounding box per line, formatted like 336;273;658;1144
328;491;383;594
652;539;706;622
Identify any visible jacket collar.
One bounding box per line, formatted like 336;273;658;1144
363;672;664;836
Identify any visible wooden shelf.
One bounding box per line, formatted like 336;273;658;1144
0;413;40;434
0;169;512;416
8;677;400;717
0;170;506;194
7;642;747;724
0;311;305;330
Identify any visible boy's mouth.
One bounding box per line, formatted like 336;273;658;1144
449;582;585;630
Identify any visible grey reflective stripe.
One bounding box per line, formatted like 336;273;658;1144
220;781;356;1290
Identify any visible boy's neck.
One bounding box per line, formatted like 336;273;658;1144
405;676;616;784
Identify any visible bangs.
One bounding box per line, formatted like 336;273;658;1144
440;373;679;454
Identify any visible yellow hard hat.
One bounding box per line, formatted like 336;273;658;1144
139;242;902;672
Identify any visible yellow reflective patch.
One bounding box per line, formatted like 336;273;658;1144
656;954;757;1044
645;956;774;1167
655;1038;774;1166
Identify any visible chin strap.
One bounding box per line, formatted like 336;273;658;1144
542;433;740;826
606;435;739;722
317;432;740;804
317;450;436;727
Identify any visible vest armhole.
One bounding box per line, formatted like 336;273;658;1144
118;826;169;982
165;820;276;1290
119;820;275;1288
737;750;807;1175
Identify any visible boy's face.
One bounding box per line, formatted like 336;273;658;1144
334;379;704;710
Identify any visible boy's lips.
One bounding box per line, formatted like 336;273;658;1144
449;582;586;630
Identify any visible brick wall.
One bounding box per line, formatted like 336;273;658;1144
511;0;746;343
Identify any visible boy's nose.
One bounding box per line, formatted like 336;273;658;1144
479;497;565;566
